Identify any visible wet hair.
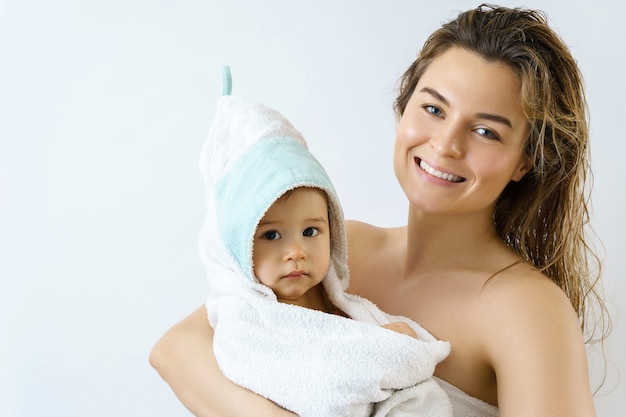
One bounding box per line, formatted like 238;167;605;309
394;4;609;346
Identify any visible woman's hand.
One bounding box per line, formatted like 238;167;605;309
382;321;419;339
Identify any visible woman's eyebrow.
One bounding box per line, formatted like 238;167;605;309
475;112;512;128
420;87;448;105
420;86;513;129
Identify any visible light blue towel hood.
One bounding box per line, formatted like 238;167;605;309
206;67;348;288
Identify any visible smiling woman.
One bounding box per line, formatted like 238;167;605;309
3;1;623;416
393;47;532;216
149;4;610;417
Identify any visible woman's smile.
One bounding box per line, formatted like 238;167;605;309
416;158;465;183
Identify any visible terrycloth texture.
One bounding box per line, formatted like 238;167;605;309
199;72;452;417
434;377;499;417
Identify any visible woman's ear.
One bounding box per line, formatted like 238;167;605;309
511;155;532;182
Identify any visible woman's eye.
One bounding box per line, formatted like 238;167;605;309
475;127;499;140
262;230;281;240
424;105;443;117
303;227;319;237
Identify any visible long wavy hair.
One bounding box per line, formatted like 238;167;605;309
394;4;609;346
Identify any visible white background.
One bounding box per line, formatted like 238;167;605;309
1;0;623;415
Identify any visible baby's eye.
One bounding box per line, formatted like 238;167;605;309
424;105;443;117
303;227;319;237
475;127;499;140
262;230;281;240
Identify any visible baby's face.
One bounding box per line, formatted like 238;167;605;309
252;187;331;303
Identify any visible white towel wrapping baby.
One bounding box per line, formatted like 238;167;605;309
199;67;453;417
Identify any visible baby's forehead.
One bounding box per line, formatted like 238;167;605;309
276;186;328;202
270;187;329;212
259;187;330;224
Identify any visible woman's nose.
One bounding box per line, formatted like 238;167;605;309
431;123;463;158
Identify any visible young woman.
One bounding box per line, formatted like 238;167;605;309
150;5;608;416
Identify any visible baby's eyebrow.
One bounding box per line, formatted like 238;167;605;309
306;217;328;224
257;219;280;227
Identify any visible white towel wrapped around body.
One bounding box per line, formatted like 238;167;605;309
199;68;453;417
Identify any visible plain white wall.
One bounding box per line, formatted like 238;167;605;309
1;0;623;415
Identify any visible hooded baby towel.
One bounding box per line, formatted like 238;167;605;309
200;67;453;417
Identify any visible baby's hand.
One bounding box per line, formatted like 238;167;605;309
382;322;419;339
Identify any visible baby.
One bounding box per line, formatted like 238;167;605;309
198;67;452;417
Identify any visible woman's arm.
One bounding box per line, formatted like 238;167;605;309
149;306;297;417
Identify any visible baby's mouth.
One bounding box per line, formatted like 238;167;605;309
416;158;465;183
283;270;306;279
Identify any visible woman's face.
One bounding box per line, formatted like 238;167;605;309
393;46;531;217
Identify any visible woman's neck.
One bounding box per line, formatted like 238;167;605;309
403;205;501;274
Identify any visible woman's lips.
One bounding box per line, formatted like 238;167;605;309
416;158;465;183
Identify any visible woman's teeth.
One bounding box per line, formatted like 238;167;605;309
418;159;464;183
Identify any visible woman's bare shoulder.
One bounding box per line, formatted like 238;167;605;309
476;264;592;413
480;263;574;316
345;219;384;236
345;220;405;249
478;263;579;336
344;220;405;291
